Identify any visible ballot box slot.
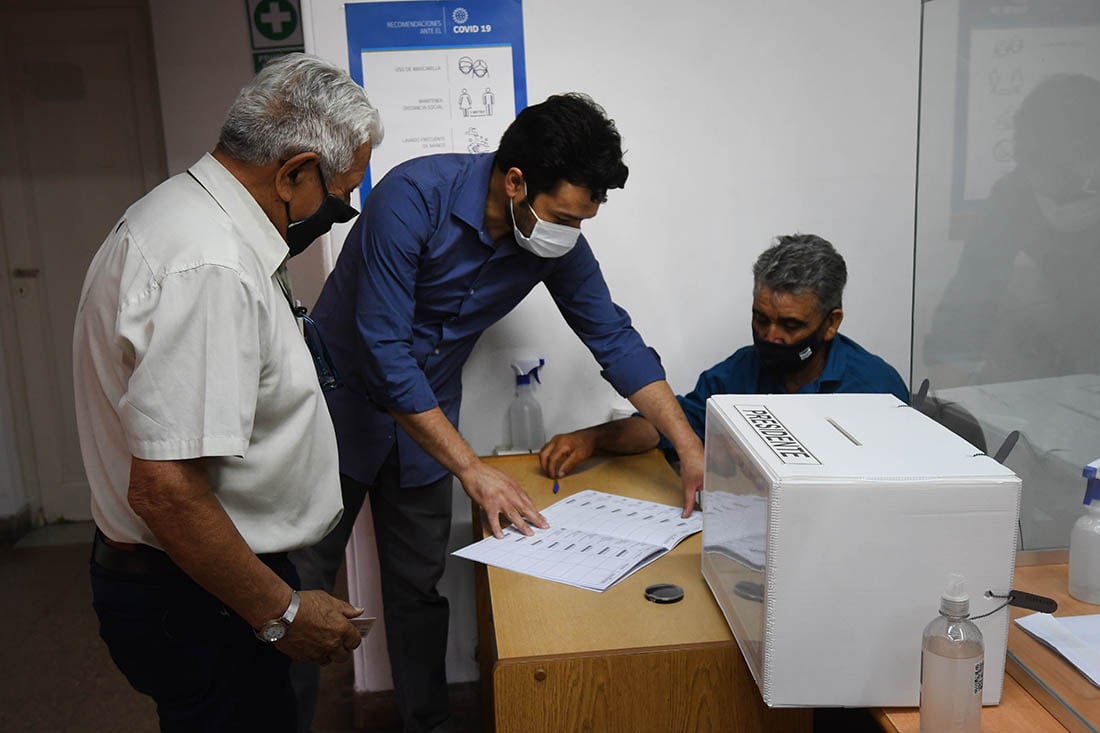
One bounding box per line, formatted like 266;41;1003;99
826;417;862;446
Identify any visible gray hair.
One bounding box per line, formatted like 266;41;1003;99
752;233;847;315
218;53;383;179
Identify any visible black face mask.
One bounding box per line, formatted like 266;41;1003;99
753;318;828;374
285;167;359;258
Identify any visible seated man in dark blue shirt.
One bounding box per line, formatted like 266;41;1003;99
540;233;909;476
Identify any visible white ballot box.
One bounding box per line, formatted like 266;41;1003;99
701;393;1021;708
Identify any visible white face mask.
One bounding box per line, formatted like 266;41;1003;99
510;185;581;258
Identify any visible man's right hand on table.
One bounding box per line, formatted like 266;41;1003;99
539;430;597;481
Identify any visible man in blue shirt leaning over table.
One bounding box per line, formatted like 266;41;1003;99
539;233;909;476
290;93;705;733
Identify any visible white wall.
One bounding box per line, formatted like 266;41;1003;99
307;0;920;689
148;0;254;175
463;1;920;458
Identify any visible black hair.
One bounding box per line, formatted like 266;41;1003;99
495;93;629;203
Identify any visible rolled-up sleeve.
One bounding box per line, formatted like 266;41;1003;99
355;175;440;414
544;238;665;397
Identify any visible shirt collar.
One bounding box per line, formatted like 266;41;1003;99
451;153;496;241
188;153;288;276
814;333;851;387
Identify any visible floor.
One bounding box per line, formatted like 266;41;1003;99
0;521;365;733
1;522;881;733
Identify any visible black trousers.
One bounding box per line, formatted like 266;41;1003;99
290;449;456;733
90;531;299;733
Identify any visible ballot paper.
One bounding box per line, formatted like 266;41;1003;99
1015;612;1100;687
453;489;702;591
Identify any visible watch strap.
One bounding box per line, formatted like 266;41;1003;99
281;589;300;625
254;589;300;642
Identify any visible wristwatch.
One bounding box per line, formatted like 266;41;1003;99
255;589;300;643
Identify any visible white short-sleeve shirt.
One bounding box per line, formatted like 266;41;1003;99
73;153;342;554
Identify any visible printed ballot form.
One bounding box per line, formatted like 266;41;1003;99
453;490;702;591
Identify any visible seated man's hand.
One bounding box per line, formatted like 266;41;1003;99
276;590;364;664
539;430;597;480
458;459;549;539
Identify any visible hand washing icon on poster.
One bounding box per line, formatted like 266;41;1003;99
343;1;528;193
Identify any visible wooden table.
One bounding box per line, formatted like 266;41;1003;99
474;451;811;733
1005;564;1100;733
873;674;1064;732
473;451;1083;732
875;562;1100;732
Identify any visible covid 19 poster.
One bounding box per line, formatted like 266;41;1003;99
343;1;527;192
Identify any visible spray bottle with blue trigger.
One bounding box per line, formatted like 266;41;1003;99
508;358;546;452
1069;458;1100;603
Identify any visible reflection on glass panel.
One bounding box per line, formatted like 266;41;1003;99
914;1;1100;551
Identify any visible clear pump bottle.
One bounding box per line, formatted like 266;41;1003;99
507;359;545;452
919;573;983;733
1069;461;1100;604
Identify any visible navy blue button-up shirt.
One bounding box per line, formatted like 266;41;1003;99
657;333;909;453
313;152;665;487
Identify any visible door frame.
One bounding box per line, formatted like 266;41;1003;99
0;0;168;525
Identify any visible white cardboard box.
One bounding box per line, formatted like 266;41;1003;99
701;393;1021;708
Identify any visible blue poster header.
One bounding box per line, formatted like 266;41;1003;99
345;0;527;110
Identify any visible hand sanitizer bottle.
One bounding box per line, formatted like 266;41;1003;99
919;573;983;733
508;358;545;452
1069;459;1100;604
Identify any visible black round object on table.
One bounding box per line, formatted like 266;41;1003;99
644;582;685;604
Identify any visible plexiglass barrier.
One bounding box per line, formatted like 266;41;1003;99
914;0;1100;551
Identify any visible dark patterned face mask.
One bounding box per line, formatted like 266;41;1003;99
752;318;827;374
285;166;358;257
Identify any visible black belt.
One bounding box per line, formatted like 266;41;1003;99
92;528;182;576
92;528;290;577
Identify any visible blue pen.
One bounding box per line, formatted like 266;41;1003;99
553;479;559;494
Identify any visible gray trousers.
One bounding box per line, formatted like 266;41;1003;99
289;449;456;733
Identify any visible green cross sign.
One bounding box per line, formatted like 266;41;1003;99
246;0;303;70
254;0;298;41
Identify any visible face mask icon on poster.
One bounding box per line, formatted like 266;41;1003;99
458;55;489;78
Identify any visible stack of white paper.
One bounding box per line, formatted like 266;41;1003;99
453;489;702;591
1015;612;1100;687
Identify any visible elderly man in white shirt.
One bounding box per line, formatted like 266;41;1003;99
72;53;382;733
